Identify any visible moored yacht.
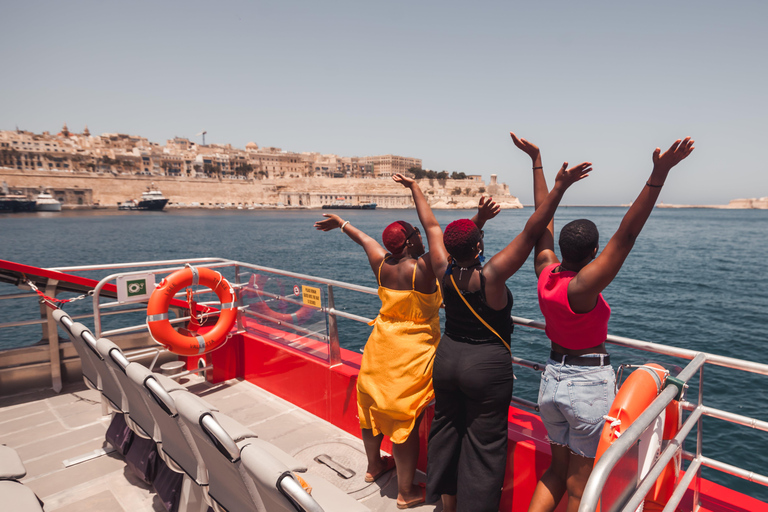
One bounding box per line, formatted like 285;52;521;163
119;185;169;211
0;181;36;212
34;191;62;212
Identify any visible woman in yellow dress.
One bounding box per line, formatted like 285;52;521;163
315;191;499;509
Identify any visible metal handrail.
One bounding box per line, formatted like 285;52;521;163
3;258;768;511
513;315;768;377
579;353;708;512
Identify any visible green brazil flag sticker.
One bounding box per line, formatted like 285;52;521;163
126;279;147;297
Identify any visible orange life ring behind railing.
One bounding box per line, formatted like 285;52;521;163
594;363;680;512
147;266;237;356
244;273;316;325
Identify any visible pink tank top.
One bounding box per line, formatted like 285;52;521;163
537;263;611;350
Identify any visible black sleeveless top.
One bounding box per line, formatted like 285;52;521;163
442;269;514;345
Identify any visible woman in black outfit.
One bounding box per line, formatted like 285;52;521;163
393;154;590;512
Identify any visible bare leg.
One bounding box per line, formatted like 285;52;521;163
362;428;388;479
392;413;424;506
528;443;570;512
442;494;457;512
565;453;594;512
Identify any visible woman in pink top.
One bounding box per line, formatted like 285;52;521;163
510;133;695;512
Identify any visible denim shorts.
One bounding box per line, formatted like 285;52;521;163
537;357;616;458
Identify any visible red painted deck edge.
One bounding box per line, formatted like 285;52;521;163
198;330;768;512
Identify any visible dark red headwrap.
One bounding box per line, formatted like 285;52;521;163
382;221;410;253
444;219;481;260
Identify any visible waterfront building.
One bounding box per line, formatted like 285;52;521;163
0;126;524;209
357;154;422;177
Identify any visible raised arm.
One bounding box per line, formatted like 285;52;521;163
510;132;559;276
470;196;501;230
392;173;450;276
314;214;387;273
569;137;695;308
483;161;592;286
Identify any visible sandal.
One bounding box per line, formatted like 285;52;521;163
364;455;395;483
396;483;426;509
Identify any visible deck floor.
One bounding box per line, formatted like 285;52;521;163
0;375;441;512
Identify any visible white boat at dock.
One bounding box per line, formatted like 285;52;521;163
34;191;62;212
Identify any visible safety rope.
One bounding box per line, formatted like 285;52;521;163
603;415;623;438
23;274;94;310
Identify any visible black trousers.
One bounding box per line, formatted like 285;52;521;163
426;334;514;511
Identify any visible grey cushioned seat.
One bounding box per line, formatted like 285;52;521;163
123;362;185;444
174;392;267;512
0;480;44;512
52;310;102;391
97;339;155;439
0;445;26;480
94;337;130;413
174;393;359;512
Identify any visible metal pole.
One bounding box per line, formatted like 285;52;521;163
694;365;703;512
44;278;63;393
234;264;245;335
326;285;341;368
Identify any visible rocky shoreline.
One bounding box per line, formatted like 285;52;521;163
658;198;768;209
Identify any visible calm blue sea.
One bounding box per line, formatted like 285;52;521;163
1;207;767;502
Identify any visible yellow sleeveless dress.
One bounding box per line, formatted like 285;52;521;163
357;259;442;444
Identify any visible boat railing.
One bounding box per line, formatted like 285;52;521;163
2;258;768;510
513;316;768;512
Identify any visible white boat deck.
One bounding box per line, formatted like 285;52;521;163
0;375;440;512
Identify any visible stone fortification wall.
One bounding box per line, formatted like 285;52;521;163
727;197;768;209
0;168;522;209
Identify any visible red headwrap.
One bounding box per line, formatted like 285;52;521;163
444;219;481;260
382;221;410;253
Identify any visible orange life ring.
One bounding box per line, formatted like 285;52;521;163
594;363;679;511
244;274;317;324
147;266;237;356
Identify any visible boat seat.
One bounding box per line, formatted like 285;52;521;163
52;309;102;392
97;339;155;439
93;337;131;414
0;481;44;512
174;392;358;512
122;361;186;445
118;363;213;512
0;444;26;480
175;392;269;512
241;441;370;512
138;383;218;512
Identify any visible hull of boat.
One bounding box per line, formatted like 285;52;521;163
119;199;168;210
183;322;768;512
137;198;168;210
35;202;62;212
0;199;36;212
322;204;377;210
1;259;767;512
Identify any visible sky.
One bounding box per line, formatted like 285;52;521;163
1;0;766;205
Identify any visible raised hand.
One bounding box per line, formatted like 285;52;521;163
392;173;416;188
554;161;593;189
652;137;695;173
510;132;541;161
477;196;501;223
314;213;343;231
